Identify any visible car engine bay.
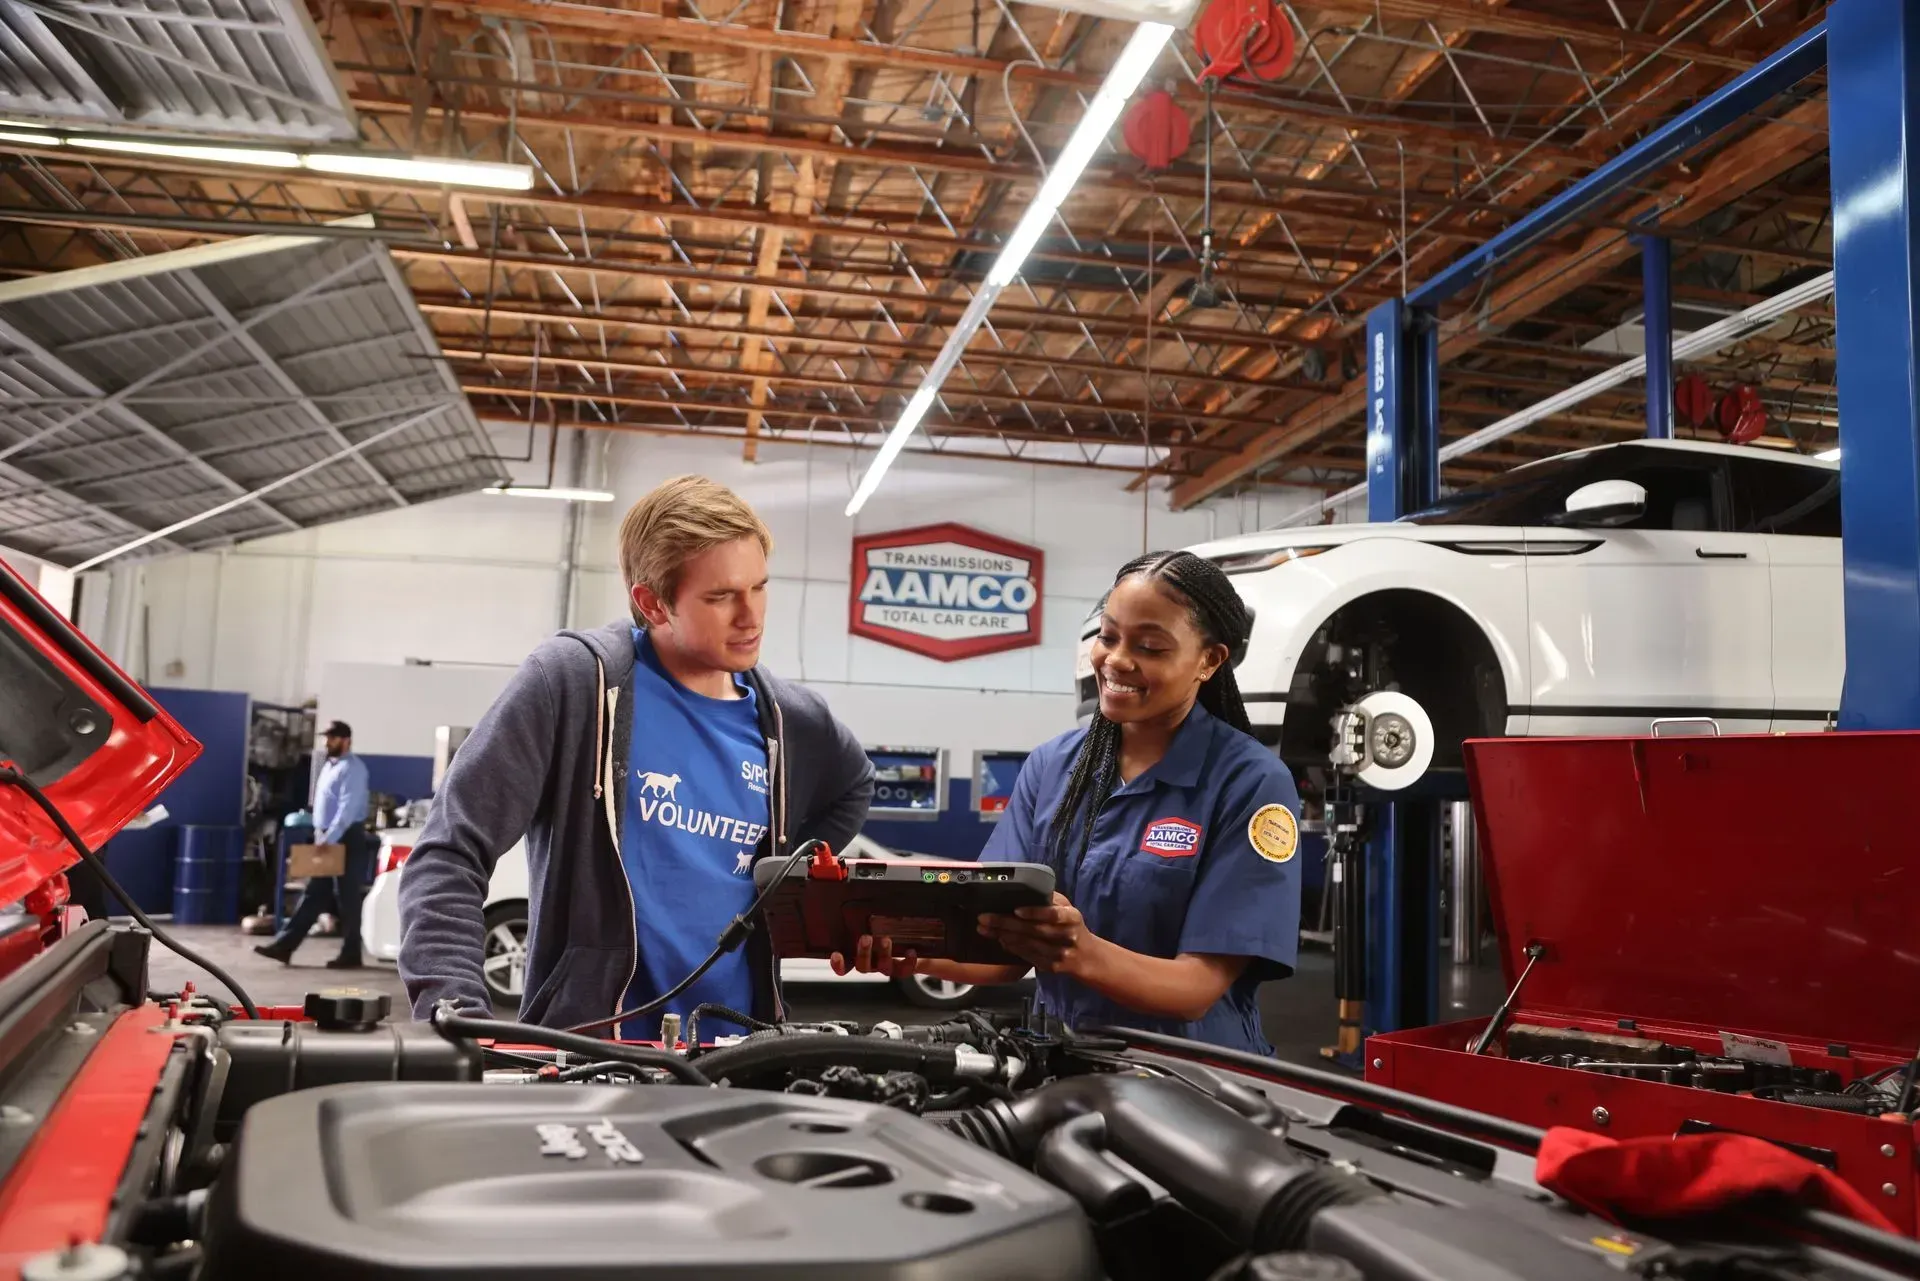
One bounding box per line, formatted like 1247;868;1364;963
14;921;1916;1281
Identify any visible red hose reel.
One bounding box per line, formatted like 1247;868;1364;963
1123;90;1191;172
1716;384;1768;444
1194;0;1297;86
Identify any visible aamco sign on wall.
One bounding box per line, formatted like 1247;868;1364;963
849;523;1045;662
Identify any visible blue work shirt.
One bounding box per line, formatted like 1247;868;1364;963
313;753;370;845
981;704;1303;1055
619;629;769;1037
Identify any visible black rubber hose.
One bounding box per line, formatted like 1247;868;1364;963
1800;1207;1920;1273
690;1033;966;1086
431;1007;709;1085
0;764;259;1018
946;1074;1379;1251
1086;1030;1920;1274
1097;1026;1549;1152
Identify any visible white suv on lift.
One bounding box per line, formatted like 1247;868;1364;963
1078;439;1842;783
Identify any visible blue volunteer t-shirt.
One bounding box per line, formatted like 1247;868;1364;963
619;628;769;1038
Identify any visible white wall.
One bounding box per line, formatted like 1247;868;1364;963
90;429;1318;761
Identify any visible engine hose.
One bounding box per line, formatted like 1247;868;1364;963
945;1075;1380;1250
430;1008;709;1086
691;1034;968;1086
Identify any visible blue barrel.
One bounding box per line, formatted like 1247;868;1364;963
173;826;243;925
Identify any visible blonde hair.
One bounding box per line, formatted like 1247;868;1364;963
618;475;773;623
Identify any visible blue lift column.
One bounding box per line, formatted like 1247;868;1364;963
1831;0;1920;730
1360;299;1442;1039
1340;21;1827;1048
1639;233;1674;439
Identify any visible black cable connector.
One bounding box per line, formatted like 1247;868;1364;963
0;763;259;1019
566;839;825;1037
685;1002;774;1053
431;1005;709;1085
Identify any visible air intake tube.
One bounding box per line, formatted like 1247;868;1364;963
946;1075;1381;1249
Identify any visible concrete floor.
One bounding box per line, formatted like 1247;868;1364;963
146;922;1504;1067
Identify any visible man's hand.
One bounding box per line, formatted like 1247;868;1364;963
978;892;1101;977
830;934;922;978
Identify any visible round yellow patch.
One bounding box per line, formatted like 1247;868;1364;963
1248;804;1299;864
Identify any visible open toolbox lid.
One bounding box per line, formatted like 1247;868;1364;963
0;557;199;905
1463;733;1920;1056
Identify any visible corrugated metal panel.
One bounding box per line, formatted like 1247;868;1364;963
0;0;355;141
0;222;503;567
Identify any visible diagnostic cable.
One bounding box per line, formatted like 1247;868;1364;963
565;838;827;1037
0;762;260;1018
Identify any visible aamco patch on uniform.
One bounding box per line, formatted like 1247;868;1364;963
1248;804;1298;863
1140;817;1202;857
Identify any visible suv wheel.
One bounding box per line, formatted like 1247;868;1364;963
481;901;529;1006
894;973;976;1009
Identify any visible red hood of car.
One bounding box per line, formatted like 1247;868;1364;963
0;557;200;906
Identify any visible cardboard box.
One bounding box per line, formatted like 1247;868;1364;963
287;843;346;878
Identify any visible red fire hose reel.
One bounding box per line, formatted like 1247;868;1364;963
1672;373;1768;445
1674;372;1714;428
1123;90;1191;172
1716;384;1768;444
1194;0;1297;86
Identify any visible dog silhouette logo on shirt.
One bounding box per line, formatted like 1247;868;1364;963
639;771;682;799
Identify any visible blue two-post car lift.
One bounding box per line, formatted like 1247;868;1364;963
1355;0;1909;1038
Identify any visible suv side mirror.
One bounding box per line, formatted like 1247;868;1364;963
1559;479;1647;527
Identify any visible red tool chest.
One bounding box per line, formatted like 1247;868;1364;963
1365;732;1920;1234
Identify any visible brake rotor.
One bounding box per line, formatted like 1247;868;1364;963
1351;691;1435;791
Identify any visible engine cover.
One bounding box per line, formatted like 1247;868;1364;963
202;1084;1098;1281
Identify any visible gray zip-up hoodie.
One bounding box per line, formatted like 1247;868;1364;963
396;620;874;1029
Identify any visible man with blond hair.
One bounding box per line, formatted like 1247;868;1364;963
399;476;873;1033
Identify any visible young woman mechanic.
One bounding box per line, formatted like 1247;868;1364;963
836;550;1303;1055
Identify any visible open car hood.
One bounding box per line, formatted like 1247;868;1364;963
0;558;199;905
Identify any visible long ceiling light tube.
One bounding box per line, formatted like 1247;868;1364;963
0;128;533;190
843;18;1174;517
1269;270;1838;528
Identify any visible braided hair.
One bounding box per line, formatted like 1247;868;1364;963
1046;551;1255;888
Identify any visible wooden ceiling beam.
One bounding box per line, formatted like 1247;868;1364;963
356;0;1606;168
393;245;1325;350
449;345;1308;431
416;295;1327;393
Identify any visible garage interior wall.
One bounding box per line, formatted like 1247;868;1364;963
82;430;1314;764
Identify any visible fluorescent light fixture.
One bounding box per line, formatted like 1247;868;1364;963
988;23;1174;289
72;137;300;166
1034;0;1201;22
483;485;616;502
304;152;535;191
1816;447;1841;461
0;131;534;190
844;18;1173;517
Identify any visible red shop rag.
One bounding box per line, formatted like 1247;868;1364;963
1535;1127;1900;1235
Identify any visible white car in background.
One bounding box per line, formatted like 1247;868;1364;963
1078;439;1841;783
361;830;978;1011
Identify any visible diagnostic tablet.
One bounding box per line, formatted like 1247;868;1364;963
753;851;1055;966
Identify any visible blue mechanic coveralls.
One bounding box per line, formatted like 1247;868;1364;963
980;704;1303;1055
